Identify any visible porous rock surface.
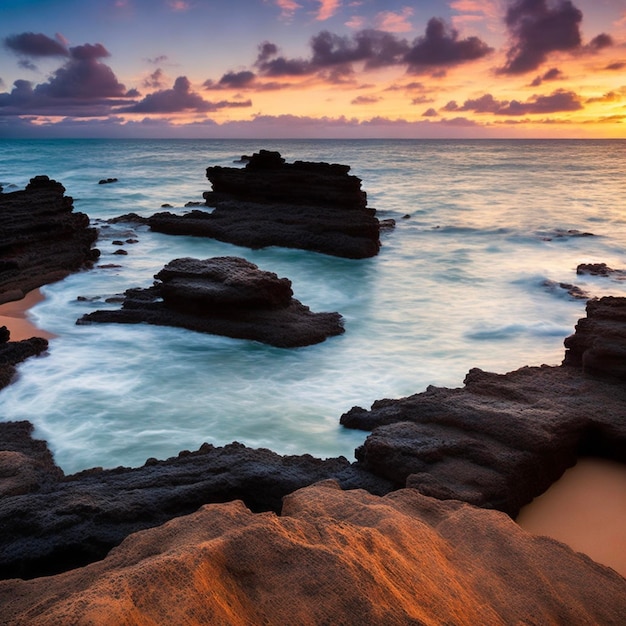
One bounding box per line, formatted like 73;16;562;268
341;296;626;517
0;424;390;580
0;176;99;304
147;150;381;259
1;481;625;626
77;256;345;348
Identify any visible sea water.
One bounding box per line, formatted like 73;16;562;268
1;139;625;474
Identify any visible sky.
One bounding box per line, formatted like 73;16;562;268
1;0;625;138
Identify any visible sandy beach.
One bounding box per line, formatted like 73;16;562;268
0;289;55;341
517;458;626;578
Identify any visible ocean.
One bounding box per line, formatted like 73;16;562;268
1;138;625;474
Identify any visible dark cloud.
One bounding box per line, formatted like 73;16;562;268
586;33;613;52
250;23;490;80
4;32;69;57
18;58;38;71
254;43;311;76
453;89;583;115
586;91;623;104
404;18;493;73
605;61;625;71
144;68;166;89
69;43;110;61
37;49;127;99
422;107;438;117
310;29;410;70
219;71;256;88
118;76;251;113
530;67;562;86
500;0;583;74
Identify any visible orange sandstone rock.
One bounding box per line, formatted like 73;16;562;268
1;481;624;626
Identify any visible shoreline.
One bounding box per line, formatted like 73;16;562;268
0;289;56;341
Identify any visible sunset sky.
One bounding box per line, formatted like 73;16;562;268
1;0;625;138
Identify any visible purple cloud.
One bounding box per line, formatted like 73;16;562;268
605;62;625;71
530;67;563;86
500;0;583;74
4;32;69;57
119;76;251;113
452;89;583;115
69;43;110;61
404;18;493;73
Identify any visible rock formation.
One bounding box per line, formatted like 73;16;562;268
340;296;626;518
0;424;390;580
1;481;624;625
0;176;99;304
147;150;381;259
0;328;48;391
77;256;345;348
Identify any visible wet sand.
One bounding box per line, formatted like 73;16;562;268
517;458;626;578
0;289;56;341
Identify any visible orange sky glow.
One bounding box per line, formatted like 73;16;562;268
1;0;625;138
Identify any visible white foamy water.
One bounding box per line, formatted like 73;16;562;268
1;139;625;473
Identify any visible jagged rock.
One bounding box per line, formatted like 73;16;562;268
0;176;99;304
341;297;626;517
147;150;381;259
0;327;48;391
577;262;626;278
1;482;624;626
77;256;345;348
542;279;589;299
0;425;391;580
0;421;62;497
563;296;626;379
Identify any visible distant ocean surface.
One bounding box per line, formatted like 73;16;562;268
1;138;625;474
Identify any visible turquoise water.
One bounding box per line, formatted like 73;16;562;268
1;139;625;473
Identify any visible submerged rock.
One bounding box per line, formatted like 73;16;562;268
0;176;99;304
147;150;381;259
77;256;345;348
1;481;624;625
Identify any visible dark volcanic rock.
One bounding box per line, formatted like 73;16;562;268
563;295;626;379
0;176;99;303
577;262;626;278
147;150;381;259
77;256;345;347
0;327;48;391
0;426;391;580
341;297;626;517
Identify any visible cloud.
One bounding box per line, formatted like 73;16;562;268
146;55;168;65
586;33;613;52
274;0;302;21
374;8;414;33
144;68;166;89
605;61;625;71
69;43;110;61
351;94;381;105
500;0;583;74
118;76;251;113
422;107;438;117
217;71;257;88
315;0;340;21
450;88;583;115
167;1;192;11
404;18;493;73
530;67;562;86
586;90;623;104
4;32;69;57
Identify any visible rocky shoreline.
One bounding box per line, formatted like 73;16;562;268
0;161;625;623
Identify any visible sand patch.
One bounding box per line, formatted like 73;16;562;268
517;457;626;577
0;289;56;341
